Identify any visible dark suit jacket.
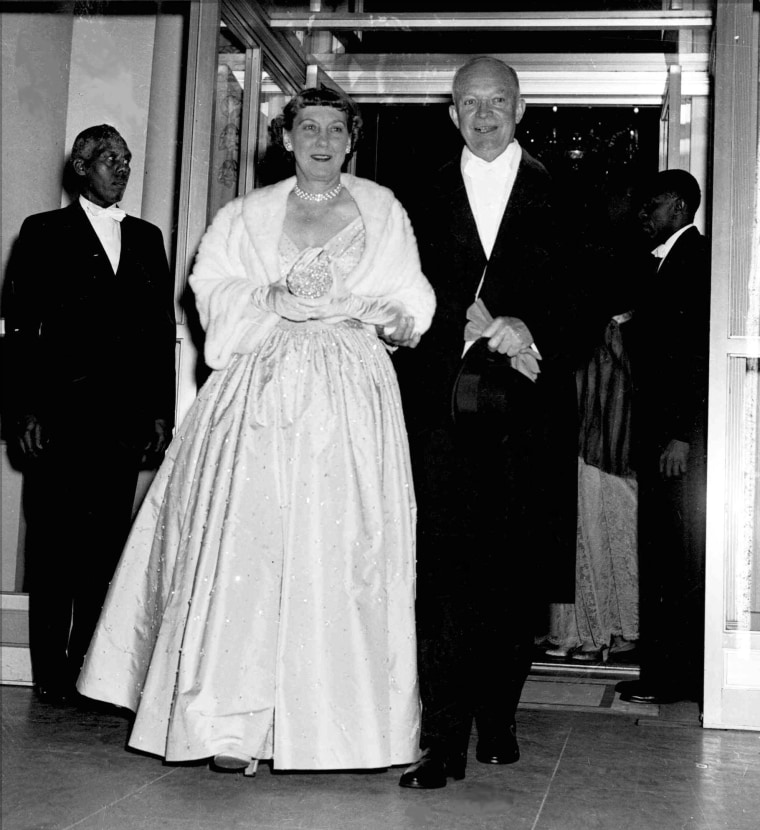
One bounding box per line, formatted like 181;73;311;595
4;200;176;446
627;226;710;459
397;148;582;601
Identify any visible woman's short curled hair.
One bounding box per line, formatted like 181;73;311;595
272;87;363;157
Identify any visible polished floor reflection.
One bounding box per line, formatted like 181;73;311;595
2;683;759;830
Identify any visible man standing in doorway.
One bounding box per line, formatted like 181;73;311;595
615;169;710;706
396;57;581;788
5;124;176;705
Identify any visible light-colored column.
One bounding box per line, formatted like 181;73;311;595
63;13;157;214
143;9;186;263
703;0;760;731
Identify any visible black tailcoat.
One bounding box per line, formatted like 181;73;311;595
628;226;710;454
626;225;710;701
4;200;176;692
399;150;580;598
6;200;176;437
395;149;582;747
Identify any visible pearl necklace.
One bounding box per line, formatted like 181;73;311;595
293;182;343;203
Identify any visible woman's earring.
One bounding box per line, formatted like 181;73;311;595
284;138;293;152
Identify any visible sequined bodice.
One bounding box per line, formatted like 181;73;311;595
279;217;365;298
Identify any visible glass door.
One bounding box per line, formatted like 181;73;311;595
253;68;292;187
703;0;760;731
209;24;295;208
212;1;305;209
209;23;251;216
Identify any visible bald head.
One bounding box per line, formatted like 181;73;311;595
452;57;521;101
450;57;525;162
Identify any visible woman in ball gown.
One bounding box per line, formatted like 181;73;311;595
543;312;639;663
77;88;435;775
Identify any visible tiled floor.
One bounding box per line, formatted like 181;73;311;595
2;682;759;830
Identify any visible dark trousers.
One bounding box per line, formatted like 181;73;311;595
636;444;707;703
23;438;140;691
412;424;539;750
416;533;534;748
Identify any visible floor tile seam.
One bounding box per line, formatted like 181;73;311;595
2;747;132;758
529;726;573;830
59;767;180;830
526;676;614;686
519;702;640;716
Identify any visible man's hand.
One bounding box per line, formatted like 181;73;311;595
381;314;420;348
18;414;45;459
482;316;533;356
660;439;689;478
142;418;171;466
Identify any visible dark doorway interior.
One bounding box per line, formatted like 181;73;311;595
355;103;660;222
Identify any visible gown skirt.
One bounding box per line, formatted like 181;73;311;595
77;317;421;770
547;317;638;654
548;457;638;652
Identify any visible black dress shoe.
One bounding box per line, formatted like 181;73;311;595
475;722;520;765
615;679;679;704
398;747;467;789
33;682;75;706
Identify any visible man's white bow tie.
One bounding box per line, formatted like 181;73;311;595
88;203;126;222
464;155;495;178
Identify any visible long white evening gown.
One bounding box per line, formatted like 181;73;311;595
78;218;421;770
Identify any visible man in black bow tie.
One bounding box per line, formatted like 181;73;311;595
615;169;710;707
395;57;582;788
4;124;176;705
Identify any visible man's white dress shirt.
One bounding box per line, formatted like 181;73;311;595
79;195;126;273
459;140;540;377
461;139;522;261
651;223;695;270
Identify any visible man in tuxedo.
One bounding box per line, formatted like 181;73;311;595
615;169;710;706
5;124;176;704
397;57;580;788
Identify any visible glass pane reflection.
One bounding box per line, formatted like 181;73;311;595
210;26;245;216
256;69;291;187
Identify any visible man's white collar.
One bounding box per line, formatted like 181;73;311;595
462;140;521;178
79;195;126;221
652;223;694;259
